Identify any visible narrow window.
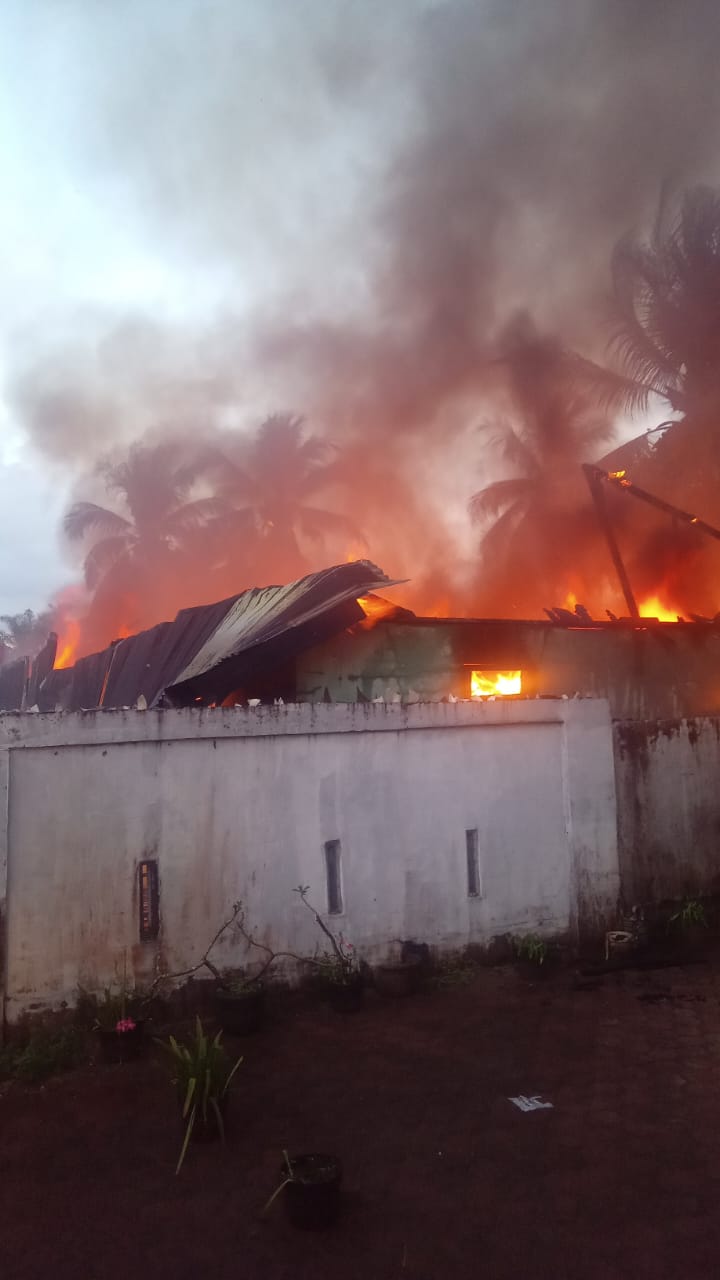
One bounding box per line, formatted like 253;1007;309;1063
139;859;160;941
324;840;343;914
466;829;481;898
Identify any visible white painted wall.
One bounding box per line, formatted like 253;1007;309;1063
0;700;620;1021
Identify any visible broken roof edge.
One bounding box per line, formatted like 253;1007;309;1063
167;559;407;690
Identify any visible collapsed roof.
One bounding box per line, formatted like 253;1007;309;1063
37;560;404;712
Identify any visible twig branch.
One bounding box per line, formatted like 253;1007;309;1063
234;916;309;982
294;884;345;966
145;901;245;999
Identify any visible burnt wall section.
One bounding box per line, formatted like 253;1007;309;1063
614;718;720;905
296;620;720;719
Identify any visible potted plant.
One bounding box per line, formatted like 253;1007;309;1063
668;897;708;961
89;986;147;1064
315;945;364;1012
295;883;364;1012
215;974;265;1035
265;1149;342;1230
158;1017;243;1174
514;933;551;979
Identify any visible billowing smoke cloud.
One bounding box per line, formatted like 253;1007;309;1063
6;0;720;634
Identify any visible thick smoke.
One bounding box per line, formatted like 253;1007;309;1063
254;0;720;430
7;0;720;640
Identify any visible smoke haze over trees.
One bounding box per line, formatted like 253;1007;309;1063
5;1;720;650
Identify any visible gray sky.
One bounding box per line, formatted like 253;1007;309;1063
0;0;408;612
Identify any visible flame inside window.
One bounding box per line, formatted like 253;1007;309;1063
470;669;522;698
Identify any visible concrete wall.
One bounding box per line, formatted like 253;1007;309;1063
614;718;720;904
0;700;620;1023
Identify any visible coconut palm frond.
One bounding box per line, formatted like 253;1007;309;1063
564;353;657;417
63;502;132;543
163;497;232;541
477;502;527;563
469;478;531;524
83;536;132;589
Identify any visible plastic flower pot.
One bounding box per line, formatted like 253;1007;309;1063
96;1020;146;1064
215;986;265;1035
327;975;364;1013
374;961;422;998
283;1154;342;1230
179;1094;229;1145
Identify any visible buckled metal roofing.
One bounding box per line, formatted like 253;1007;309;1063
39;560;402;712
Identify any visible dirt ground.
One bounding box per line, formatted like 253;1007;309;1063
3;962;720;1280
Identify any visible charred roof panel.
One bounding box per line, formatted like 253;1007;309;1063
38;561;402;712
0;657;28;711
169;561;403;690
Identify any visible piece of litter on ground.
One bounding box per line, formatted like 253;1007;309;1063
509;1094;553;1112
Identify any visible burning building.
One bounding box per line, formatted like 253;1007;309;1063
4;553;719;722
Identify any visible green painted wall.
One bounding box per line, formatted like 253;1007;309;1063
296;619;720;719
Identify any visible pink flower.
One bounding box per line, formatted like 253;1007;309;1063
115;1018;136;1033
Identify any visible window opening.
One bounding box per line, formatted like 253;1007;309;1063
324;840;343;914
139;859;160;941
466;829;481;897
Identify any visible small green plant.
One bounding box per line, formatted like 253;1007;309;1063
157;1017;243;1174
514;934;549;966
78;952;145;1034
312;944;359;987
221;971;263;998
0;1026;85;1084
80;985;144;1033
264;1149;296;1212
669;898;708;931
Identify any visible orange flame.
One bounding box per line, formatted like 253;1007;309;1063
637;595;682;622
470;669;522;698
55;620;81;669
357;594;394;621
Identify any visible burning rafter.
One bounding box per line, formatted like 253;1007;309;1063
583;463;720;622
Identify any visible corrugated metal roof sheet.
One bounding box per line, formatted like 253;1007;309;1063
38;560;402;711
170;560;403;690
0;656;28;711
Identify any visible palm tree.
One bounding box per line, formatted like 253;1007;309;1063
585;185;720;516
470;320;614;604
595;185;720;419
213;414;361;581
64;440;221;590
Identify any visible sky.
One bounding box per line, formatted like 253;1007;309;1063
0;0;403;612
1;0;719;617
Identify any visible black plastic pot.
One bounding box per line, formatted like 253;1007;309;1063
374;961;422;998
283;1154;342;1230
327;976;364;1013
96;1020;146;1064
180;1094;228;1144
215;987;265;1035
